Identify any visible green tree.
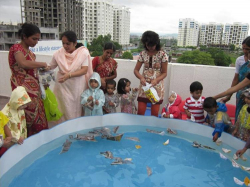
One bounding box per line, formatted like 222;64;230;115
207;47;232;66
230;44;235;51
177;50;214;65
88;34;122;57
121;51;133;60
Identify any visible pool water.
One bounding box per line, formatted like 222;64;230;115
7;126;250;187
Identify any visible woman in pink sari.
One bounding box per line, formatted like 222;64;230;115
48;31;93;122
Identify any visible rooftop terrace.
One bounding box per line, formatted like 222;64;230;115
0;51;236;113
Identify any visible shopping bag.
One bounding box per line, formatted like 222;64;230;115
142;83;160;104
43;88;63;121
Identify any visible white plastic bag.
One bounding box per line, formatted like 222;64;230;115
142;83;160;104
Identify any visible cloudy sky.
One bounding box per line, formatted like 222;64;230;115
1;0;249;34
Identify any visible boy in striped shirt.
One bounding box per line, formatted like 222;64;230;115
184;81;205;123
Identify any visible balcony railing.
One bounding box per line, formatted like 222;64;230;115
0;51;236;109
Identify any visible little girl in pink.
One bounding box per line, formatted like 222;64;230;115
117;78;138;114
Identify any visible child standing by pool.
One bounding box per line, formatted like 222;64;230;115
203;97;233;142
117;78;138;114
184;81;205;123
232;88;250;141
81;72;105;116
103;79;119;114
2;86;31;145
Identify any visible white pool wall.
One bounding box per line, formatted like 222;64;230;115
0;114;248;180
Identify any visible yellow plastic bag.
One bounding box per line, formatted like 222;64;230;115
142;83;160;104
43;88;63;121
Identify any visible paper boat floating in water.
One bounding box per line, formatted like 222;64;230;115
232;160;240;168
219;153;227;160
234;177;244;186
135;145;141;149
163;139;169;145
222;148;231;153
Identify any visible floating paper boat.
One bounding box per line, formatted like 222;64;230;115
163;139;169;145
166;128;177;135
125;137;140;142
60;139;72;154
234;177;244;185
135;145;141;149
222;148;231;153
100;151;114;159
147;166;152;176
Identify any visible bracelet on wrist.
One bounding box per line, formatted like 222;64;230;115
69;73;72;79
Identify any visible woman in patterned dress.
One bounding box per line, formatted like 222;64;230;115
8;23;48;136
134;31;168;117
92;42;118;92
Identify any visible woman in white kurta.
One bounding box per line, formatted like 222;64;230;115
49;31;93;123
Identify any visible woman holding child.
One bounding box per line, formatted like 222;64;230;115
134;31;168;117
92;42;118;91
48;31;92;122
221;36;250;121
8;23;48;136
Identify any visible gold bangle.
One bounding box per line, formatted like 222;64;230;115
69;73;71;79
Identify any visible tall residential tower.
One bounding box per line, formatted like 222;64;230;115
199;23;224;46
20;0;84;39
222;22;249;47
177;18;199;47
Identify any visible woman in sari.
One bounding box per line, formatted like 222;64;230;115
221;36;250;121
92;42;118;91
48;31;92;122
8;23;48;136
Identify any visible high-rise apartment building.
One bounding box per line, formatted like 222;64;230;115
82;0;114;43
177;18;199;47
21;0;130;45
20;0;84;39
83;0;130;45
222;22;249;47
113;5;130;45
199;23;224;46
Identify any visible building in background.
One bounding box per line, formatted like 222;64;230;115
20;0;83;39
199;22;224;46
113;5;130;45
0;23;59;51
177;18;199;47
82;0;114;43
222;22;249;47
83;0;130;45
178;19;249;48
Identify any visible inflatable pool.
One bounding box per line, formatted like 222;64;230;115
0;114;249;187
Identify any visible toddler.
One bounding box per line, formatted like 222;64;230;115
232;88;250;141
2;86;31;145
81;72;105;116
161;91;182;119
203;97;233;142
117;78;138;114
103;79;119;114
184;81;205;123
0;111;12;156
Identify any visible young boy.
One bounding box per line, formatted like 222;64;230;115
203;97;233;142
103;79;119;114
184;81;205;123
161;91;182;119
81;72;105;116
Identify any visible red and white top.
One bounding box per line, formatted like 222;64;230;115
183;96;205;123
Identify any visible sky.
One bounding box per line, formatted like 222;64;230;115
0;0;249;35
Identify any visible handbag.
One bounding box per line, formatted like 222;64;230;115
42;88;63;121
